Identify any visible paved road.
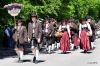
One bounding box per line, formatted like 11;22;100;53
0;38;100;66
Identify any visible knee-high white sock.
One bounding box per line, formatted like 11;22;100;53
32;49;35;58
18;53;20;60
48;45;51;53
57;43;60;49
35;49;39;60
71;44;74;50
52;44;55;50
31;45;35;49
91;42;94;48
45;45;48;51
19;51;23;60
31;40;35;49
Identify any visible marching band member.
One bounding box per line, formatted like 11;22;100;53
12;19;27;62
28;13;42;63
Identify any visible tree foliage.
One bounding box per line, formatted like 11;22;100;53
0;0;100;26
0;0;100;45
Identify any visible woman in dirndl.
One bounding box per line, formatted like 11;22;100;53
79;19;92;53
59;19;71;53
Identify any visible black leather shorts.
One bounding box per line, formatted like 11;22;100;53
15;44;26;49
31;37;38;47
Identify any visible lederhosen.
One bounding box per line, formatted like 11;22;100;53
90;24;95;42
51;25;57;44
16;40;25;49
15;26;25;49
43;25;51;46
31;23;38;48
31;33;38;47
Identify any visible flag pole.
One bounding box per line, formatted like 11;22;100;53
14;16;16;26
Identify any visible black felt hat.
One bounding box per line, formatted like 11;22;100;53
31;12;37;17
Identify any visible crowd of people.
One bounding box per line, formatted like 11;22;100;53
3;12;96;64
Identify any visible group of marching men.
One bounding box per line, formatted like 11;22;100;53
12;12;96;63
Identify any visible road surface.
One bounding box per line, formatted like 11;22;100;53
0;38;100;66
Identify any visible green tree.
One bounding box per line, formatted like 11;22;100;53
1;0;100;25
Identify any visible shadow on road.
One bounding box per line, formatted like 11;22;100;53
58;52;71;54
0;48;33;59
0;48;17;59
38;60;46;63
80;51;92;54
14;59;46;63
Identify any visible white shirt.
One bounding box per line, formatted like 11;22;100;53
79;23;92;38
45;24;49;33
32;23;35;33
58;24;71;37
